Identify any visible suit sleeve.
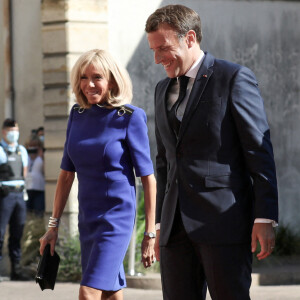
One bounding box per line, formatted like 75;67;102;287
230;66;278;222
154;84;168;224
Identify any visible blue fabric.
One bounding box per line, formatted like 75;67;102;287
0;191;26;262
61;104;153;291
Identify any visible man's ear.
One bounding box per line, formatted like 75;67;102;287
186;30;197;48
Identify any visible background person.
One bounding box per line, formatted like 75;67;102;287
39;49;156;300
146;5;278;300
25;137;45;217
0;118;30;281
36;127;44;144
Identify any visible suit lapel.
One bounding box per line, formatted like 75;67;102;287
177;53;215;144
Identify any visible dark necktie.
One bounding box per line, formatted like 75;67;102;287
168;75;189;137
176;75;190;107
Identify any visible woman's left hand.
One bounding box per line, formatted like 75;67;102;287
141;236;156;268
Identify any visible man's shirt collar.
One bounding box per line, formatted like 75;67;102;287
185;50;205;79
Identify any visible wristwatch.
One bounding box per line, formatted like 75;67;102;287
144;231;156;238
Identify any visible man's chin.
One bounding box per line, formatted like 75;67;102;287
165;71;176;78
165;68;180;78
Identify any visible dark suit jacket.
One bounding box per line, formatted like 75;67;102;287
154;52;278;246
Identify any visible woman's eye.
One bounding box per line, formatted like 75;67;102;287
80;75;87;79
95;75;102;79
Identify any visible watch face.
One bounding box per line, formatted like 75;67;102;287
145;232;155;238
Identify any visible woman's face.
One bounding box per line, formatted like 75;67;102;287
80;64;111;105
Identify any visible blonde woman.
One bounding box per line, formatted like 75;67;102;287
39;49;156;300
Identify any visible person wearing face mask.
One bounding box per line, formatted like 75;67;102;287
0;118;30;281
36;127;44;144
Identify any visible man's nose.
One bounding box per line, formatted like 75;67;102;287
154;52;162;64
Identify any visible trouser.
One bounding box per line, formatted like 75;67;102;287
26;190;45;215
0;191;26;263
160;207;252;300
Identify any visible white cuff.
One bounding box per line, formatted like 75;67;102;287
155;223;160;230
254;218;278;227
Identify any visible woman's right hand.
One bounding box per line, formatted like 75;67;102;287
39;227;58;256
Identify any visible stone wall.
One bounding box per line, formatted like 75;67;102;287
9;0;43;144
0;0;299;251
0;0;13;126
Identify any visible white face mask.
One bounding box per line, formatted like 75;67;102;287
6;131;19;144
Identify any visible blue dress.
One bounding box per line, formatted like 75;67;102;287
60;104;154;291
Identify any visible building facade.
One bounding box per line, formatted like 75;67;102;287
0;0;299;267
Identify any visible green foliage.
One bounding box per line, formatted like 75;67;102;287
273;225;300;256
21;213;46;266
254;224;300;262
136;190;146;245
55;232;82;282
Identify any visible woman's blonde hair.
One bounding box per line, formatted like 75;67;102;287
70;49;132;108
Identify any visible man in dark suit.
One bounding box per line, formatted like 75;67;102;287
145;5;278;300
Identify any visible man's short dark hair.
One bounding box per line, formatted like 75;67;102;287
2;118;18;129
145;5;202;44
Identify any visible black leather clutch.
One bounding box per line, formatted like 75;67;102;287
36;244;60;291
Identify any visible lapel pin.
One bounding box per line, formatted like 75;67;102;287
203;74;207;78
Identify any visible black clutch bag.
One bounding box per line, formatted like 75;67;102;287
36;244;60;291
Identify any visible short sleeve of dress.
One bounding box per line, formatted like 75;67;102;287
126;107;154;177
60;106;76;172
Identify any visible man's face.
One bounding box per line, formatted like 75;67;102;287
147;23;191;78
2;126;19;145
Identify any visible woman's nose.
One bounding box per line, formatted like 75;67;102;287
89;80;95;87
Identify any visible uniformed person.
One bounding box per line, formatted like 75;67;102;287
0;118;29;280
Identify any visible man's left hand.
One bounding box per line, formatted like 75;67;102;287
251;223;275;260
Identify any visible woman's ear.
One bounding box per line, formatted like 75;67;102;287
109;82;114;89
109;76;117;92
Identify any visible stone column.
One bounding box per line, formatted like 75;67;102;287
0;0;13;122
41;0;108;235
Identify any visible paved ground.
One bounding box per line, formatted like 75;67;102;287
1;280;300;300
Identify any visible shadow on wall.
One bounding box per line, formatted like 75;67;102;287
126;0;300;229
